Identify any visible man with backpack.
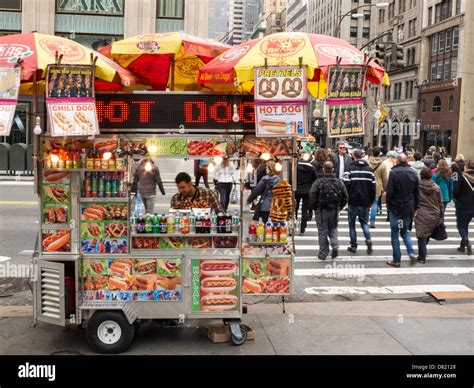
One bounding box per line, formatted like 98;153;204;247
309;161;348;260
344;149;376;254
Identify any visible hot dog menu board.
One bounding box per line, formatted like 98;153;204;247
82;258;182;302
41;171;72;253
255;104;307;137
242;257;290;295
80;203;128;255
191;259;240;313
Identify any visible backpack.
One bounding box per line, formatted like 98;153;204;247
318;179;342;210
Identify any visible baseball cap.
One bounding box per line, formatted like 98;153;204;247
386;151;398;159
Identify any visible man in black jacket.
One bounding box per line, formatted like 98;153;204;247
296;151;318;235
309;161;348;260
331;142;352;180
453;160;474;255
386;154;420;267
344;149;375;254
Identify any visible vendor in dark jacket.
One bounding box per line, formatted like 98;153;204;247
386;154;420;267
453;159;474;255
343;149;375;254
295;151;318;235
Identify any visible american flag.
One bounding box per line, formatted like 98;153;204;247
362;105;369;119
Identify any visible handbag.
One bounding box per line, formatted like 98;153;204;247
430;221;448;241
230;183;238;204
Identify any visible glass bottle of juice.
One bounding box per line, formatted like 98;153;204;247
279;222;288;243
181;215;189;234
256;218;265;242
167;211;175;234
265;221;273;243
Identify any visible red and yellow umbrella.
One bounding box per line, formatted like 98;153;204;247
99;32;232;91
0;32;137;93
198;32;390;97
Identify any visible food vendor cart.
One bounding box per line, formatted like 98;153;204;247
32;91;297;353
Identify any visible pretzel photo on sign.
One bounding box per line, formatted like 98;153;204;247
281;77;303;98
258;77;279;98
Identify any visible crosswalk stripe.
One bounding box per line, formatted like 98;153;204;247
294;255;473;262
293;244;463;250
304;284;472;295
295;267;474;276
295;236;464;242
299;228;464;233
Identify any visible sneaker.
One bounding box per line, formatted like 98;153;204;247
347;247;357;253
417;257;426;264
331;249;338;259
299;231;305;236
366;241;373;255
386;260;400;268
409;253;417;261
409;255;417;266
370;221;376;229
467;245;472;256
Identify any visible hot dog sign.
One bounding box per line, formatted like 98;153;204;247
254;66;308;102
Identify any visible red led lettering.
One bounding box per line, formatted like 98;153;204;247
131;100;155;123
184;101;207;123
209;101;231;124
239;102;255;124
104;101;130;123
96;101;104;123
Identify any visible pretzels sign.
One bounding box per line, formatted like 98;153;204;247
258;77;279;98
281;77;303;98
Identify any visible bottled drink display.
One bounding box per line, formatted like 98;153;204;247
264;222;273;243
256;218;265;242
82;172;125;198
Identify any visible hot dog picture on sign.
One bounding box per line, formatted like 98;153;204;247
0;67;20;136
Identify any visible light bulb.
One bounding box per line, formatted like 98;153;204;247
302;152;310;161
374;109;382;119
312;107;321;118
33;116;42;135
261;152;271;161
246;163;254;173
208;162;215;172
275;162;283;172
232;103;240;122
148;145;157;154
214;155;223;165
102;151;112;161
50;154;59;163
145;161;153;172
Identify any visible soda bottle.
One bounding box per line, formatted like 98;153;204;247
152;213;160;234
175;212;182;234
91;172;98;198
256;218;265;242
272;222;280;243
203;213;211;234
279;222;288;243
189;214;196;234
98;172;104;198
232;210;239;233
118;172;124;197
195;215;203;234
248;222;257;242
265;221;273;243
225;215;232;234
84;172;91;198
181;215;189;234
217;212;225;234
210;210;217;234
104;172;112;198
160;214;168;234
145;214;152;234
137;214;145;234
167;212;175;234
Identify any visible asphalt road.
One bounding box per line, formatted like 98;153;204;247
0;179;473;305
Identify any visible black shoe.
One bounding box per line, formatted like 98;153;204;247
318;256;326;261
347;247;357;253
331;249;338;259
366;241;373;255
457;246;466;253
370;221;376;229
417;257;426;264
467;245;472;256
386;260;401;268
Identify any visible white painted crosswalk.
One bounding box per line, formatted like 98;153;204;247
304;284;472;295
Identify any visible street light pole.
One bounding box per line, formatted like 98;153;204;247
335;2;389;39
414;79;428;152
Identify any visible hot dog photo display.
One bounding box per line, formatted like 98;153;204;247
82;258;182;302
191;259;240;313
242;257;291;295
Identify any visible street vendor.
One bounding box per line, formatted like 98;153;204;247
171;172;224;212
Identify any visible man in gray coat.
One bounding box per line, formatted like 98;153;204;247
309;161;348;260
131;158;166;214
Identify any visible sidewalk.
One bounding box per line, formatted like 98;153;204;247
0;300;472;355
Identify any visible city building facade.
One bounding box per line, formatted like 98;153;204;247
229;0;263;44
208;0;230;41
286;0;307;32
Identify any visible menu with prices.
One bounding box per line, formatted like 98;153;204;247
82;258;182;302
191;258;240;313
242;256;291;295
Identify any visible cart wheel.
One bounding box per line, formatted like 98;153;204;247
85;311;135;354
230;325;247;346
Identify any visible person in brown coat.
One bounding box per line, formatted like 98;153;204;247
414;167;443;264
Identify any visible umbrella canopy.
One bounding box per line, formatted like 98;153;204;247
0;32;137;93
198;32;389;97
99;32;232;91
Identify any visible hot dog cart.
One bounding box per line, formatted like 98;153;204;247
32;92;297;353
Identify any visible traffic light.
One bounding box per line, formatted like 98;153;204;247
374;44;386;67
393;44;405;68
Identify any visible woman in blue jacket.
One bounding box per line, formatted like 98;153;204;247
432;159;454;214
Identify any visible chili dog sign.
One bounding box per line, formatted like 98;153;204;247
0;67;20;136
46;64;99;137
254;66;307;103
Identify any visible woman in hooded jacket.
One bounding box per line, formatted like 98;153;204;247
414;168;444;264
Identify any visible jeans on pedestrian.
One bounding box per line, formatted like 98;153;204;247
417;237;430;260
456;207;474;244
142;195;156;215
195;173;210;188
315;209;339;259
217;182;233;212
295;193;310;233
134;192;143;217
370;197;380;222
389;212;415;263
348;205;372;248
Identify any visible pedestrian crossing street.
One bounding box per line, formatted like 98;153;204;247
292;205;474;299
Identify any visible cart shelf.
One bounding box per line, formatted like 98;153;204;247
44;168;125;172
130;232;239;238
80;197;128;203
245;241;290;246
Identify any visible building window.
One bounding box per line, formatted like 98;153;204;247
409;18;416;37
0;0;22;11
444;59;451;80
431;33;438;55
350;27;358;38
432;96;442;112
453;27;459;49
446;29;452;51
451;57;458;79
411;47;415;64
157;0;184;19
456;0;461;14
379;9;385;23
435;3;441;22
411;0;417;8
422;98;426;112
394;83;402;100
438;31;445;53
428;7;432;26
363;27;370;38
364;11;370;21
448;95;454;111
399;0;406;14
384;85;391;101
388;2;394;18
437;60;443;80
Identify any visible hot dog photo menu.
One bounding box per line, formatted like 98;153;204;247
82;258;182;302
242;256;291;295
191;259;240;313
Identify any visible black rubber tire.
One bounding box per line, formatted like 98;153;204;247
230;325;247;346
85;311;135;354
